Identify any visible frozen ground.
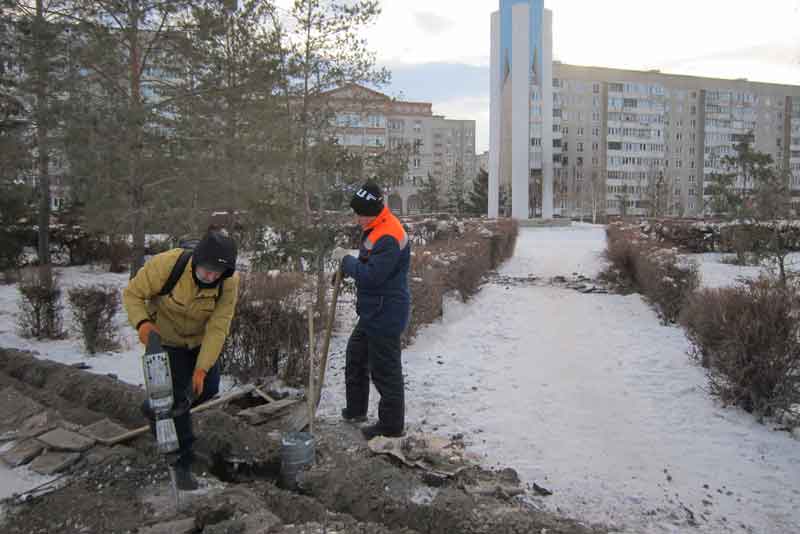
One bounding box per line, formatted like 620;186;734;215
320;225;800;534
1;226;799;533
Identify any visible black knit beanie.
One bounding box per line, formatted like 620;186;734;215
350;181;384;216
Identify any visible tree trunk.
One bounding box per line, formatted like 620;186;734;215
34;0;51;266
128;5;145;277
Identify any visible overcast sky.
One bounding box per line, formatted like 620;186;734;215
278;0;800;152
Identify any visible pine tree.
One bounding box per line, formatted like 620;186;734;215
446;164;466;214
279;0;389;221
419;173;440;212
65;0;194;274
466;168;488;215
5;1;75;265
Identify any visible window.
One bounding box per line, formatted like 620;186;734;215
608;141;622;150
562;126;569;135
531;137;542;147
577;142;584;152
592;112;601;122
413;158;420;169
592;83;600;94
592;142;599;151
577;127;584;137
592;127;600;136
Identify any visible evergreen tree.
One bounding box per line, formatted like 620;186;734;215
65;0;193;274
446;164;466;214
419;173;440;212
466;168;488;215
278;0;389;220
5;1;74;265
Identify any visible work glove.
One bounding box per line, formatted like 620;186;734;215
137;321;160;345
192;368;207;398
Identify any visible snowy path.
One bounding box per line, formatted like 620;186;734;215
321;225;800;534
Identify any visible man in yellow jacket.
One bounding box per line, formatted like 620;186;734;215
123;228;239;490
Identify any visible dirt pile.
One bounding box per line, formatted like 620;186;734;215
0;348;609;534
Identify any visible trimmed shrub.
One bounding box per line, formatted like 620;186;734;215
221;272;309;385
68;285;121;354
402;218;518;345
603;223;699;323
681;277;800;416
17;266;64;339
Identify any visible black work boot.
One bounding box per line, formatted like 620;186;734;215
341;408;367;423
361;424;403;441
174;462;198;491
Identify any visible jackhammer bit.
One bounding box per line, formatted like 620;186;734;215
141;331;187;510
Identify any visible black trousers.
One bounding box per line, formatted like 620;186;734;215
345;322;404;434
143;345;220;467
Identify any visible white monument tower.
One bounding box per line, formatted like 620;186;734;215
488;0;554;220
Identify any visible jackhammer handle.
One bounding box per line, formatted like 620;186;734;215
145;330;163;355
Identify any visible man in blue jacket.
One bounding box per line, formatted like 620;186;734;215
337;181;411;440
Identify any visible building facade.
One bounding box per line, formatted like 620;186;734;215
321;84;476;214
488;1;800;220
554;64;800;217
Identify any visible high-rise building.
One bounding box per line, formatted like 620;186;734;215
554;64;800;217
488;1;800;219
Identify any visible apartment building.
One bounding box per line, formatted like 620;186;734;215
321;84;476;214
553;63;800;217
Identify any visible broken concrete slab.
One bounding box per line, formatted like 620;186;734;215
80;418;130;443
37;427;96;452
19;410;62;438
138;518;196;534
29;450;81;475
1;438;44;467
0;386;44;429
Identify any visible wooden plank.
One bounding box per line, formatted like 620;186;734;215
252;386;277;404
101;385;255;446
237;399;299;426
314;271;343;412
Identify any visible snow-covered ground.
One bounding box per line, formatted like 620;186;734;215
2;226;799;533
687;251;800;289
0;266;144;386
319;225;800;534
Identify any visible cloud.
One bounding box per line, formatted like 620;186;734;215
383;62;489;102
412;11;454;35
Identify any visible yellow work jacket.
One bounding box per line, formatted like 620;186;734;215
122;248;240;371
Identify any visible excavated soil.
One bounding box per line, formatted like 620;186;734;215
0;348;609;534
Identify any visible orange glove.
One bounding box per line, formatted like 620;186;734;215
192;368;207;398
137;321;160;345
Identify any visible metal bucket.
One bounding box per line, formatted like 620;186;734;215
280;431;315;490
